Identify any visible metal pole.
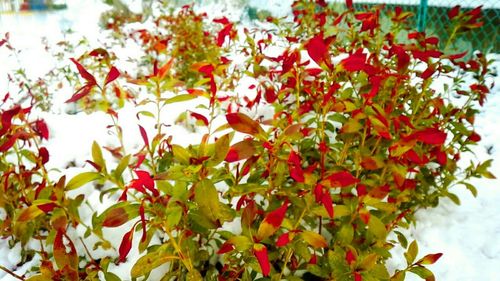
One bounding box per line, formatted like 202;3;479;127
417;0;428;32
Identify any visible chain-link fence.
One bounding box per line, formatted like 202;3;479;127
335;0;499;53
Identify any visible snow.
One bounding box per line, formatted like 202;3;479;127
1;1;499;280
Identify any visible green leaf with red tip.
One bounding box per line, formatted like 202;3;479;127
257;201;288;240
417;253;443;265
54;229;78;270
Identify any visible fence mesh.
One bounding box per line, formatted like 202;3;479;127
334;0;499;54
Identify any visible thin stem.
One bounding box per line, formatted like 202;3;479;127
0;266;24;281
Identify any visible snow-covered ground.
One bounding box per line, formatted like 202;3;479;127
0;1;499;280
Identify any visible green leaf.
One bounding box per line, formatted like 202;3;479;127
131;249;177;278
66;172;102;190
172;144;191;165
409;266;434;280
136;110;155;119
209;133;231;166
337;223;354;245
194;179;221;223
405;240;419;265
104;272;121;281
164;94;197;105
368;215;387;239
92;141;107;173
461;182;478;197
114;154;130;179
166;205;183;229
228;235;253;251
395;231;408;249
391;270;406;281
446;192;461;205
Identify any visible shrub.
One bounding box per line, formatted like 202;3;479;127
0;1;495;281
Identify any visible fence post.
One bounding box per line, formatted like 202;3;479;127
417;0;428;32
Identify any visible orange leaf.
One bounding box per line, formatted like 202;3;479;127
225;139;257;162
226;113;265;138
102;207;130;227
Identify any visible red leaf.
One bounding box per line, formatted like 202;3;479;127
37;202;58;213
420;66;435;80
448;5;460;19
217;242;235;254
354;272;362;281
0;133;18;152
65;84;93;103
190;112;209;126
105;66;120;85
321;189;334;218
134;170;158;196
217;24;234;47
287;151;301;166
346;0;353;9
39;147;49;165
35;119;49;140
276;232;291;247
290;165;305;183
70;58;96;85
226;113;264;137
328;171;359;187
253;244;271;276
0;105;21;137
118;228;134;263
414;128;447;145
346;250;356;265
138;125;149;148
468;131;481;142
341;51;367;72
305;34;329;67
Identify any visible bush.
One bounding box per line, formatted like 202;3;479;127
0;1;495;280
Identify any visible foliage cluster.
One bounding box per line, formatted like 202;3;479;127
0;1;495;281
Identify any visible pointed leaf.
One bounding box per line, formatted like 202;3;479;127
226;113;265;138
66;172;102;190
105;66;120;85
253;243;271;276
118;228;134;263
417;253;443;265
257;201;288;240
301;231;328;249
